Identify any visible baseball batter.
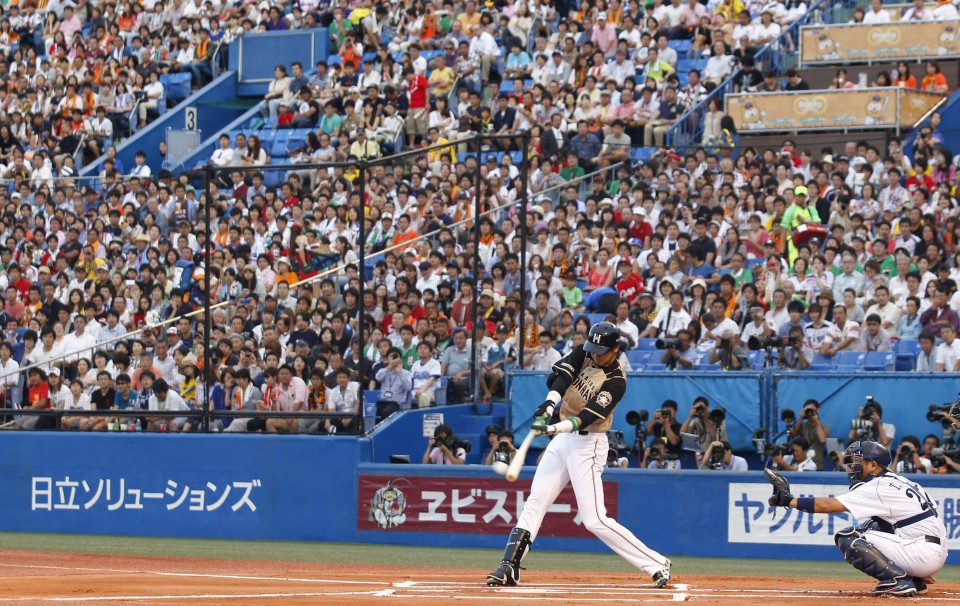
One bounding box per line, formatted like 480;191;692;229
767;440;948;597
487;321;672;588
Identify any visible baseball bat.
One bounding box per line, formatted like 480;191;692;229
505;404;554;482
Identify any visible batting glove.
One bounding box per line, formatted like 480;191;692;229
531;413;551;436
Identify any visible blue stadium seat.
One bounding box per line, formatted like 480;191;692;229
835;364;863;373
630;146;656;164
638;338;659;350
895;339;920;371
810;354;835;368
863;351;895;371
697;363;722;370
747;350;770;370
835;351;864;366
587;313;608;324
161;72;192;102
328;53;342;66
626;350;651;367
363;390;380;432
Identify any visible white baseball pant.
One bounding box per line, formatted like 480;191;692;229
517;432;669;576
865;530;948;578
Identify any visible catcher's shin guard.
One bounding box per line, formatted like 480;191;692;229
835;531;915;596
486;527;531;587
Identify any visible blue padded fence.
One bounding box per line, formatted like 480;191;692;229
1;433;958;564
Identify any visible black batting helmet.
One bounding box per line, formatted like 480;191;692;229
584;321;622;355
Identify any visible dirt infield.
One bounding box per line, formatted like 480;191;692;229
1;550;959;604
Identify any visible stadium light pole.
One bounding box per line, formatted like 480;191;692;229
201;166;212;433
517;131;530;370
471;134;483;403
357;161;366;426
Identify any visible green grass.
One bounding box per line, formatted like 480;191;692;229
1;532;958;582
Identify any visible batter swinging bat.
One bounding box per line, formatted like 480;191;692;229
506;405;555;482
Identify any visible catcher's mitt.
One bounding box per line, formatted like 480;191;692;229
764;468;794;507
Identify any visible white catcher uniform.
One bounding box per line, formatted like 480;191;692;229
837;471;948;578
487;342;671;588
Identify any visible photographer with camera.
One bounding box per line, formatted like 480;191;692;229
644;399;682;469
778;326;810;370
848;397;895;447
708;328;748;370
741;305;774;347
920;434;960;474
699;440;748;471
659;329;697;369
423;423;467;465
681;396;727;452
772;436;818;471
788;399;830;469
485;429;517;466
641;440;672;470
893;436;930;474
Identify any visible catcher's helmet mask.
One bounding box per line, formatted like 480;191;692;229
584;321;622;355
843;440;892;487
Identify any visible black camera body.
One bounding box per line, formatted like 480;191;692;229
803;408;816;420
861;405;877;420
708;444;725;470
764;442;791;457
655;338;679;350
928;404;956;427
694;403;707;416
435;433;471;453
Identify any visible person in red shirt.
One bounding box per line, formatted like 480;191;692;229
6;264;31;302
17;367;50;430
615;258;644;303
403;67;430;146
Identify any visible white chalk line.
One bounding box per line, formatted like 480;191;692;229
0;562;956;602
0;562;389;585
0;592;382;602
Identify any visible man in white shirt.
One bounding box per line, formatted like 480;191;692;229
146;379;191;431
469;24;501;83
325;368;359;434
61;315;97;364
741;305;774;346
524;332;562;370
772;436;818;472
935;0;959;19
935;324;960;371
863;0;891;23
641;291;692;338
209;134;234;167
410;341;442;408
821;304;862;357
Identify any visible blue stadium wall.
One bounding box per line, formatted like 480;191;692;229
1;427;958;564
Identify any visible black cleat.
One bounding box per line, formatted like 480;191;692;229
872;577;917;597
653;559;671;588
487;562;519;587
913;577;928;595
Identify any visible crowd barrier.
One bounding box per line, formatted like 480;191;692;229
1;433;957;564
800;21;960;64
725;88;945;134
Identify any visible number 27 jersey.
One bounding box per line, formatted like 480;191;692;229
836;471;946;541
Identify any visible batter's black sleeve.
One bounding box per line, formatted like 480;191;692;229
546;345;587;395
576;373;627;430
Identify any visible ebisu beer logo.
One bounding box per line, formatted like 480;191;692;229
370;480;408;529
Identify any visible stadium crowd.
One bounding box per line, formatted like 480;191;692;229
0;0;959;446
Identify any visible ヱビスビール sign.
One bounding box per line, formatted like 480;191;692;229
357;475;618;537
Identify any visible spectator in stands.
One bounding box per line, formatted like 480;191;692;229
922;61;949;94
772;436;817;472
423;423;466;464
915;331;938;372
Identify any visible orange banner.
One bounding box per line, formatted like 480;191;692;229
801;22;960;63
726;89;898;132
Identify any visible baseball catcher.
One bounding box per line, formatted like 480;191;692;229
486;322;672;589
765;440;948;597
